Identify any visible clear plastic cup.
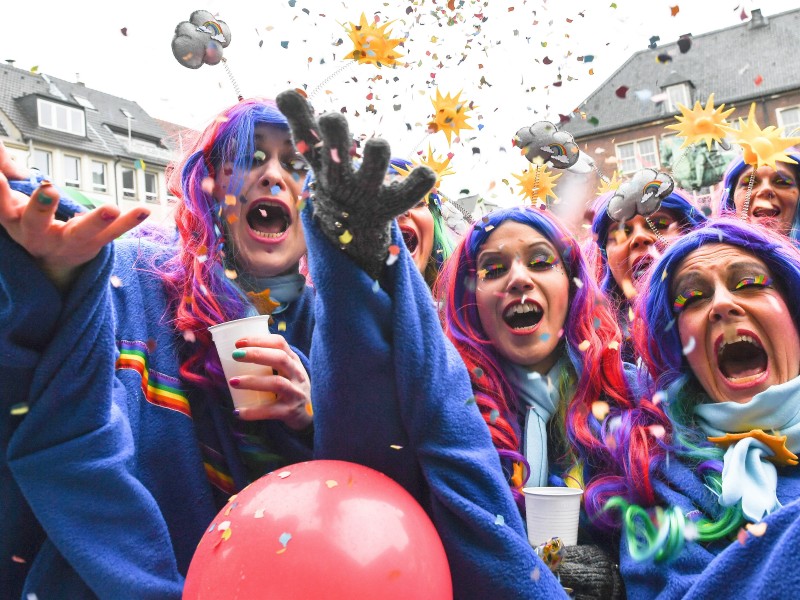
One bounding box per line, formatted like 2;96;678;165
208;315;277;409
523;486;584;547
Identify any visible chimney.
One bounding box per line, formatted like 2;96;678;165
5;59;15;65
750;8;768;28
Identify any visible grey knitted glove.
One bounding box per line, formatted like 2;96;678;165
276;90;436;279
558;544;625;600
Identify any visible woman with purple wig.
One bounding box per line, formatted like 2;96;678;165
608;219;800;598
0;98;316;598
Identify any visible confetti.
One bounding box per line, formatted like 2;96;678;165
494;514;505;526
338;230;353;245
578;340;591;352
278;470;292;479
489;409;499;424
10;403;29;417
746;521;767;537
277;321;287;332
326;480;338;488
670;5;679;16
682;336;696;355
11;555;26;564
592;401;610;421
652;390;667;405
110;275;123;288
608;340;620;350
224;269;238;280
255;508;265;518
279;532;292;548
390;444;404;450
120;27;128;36
224;194;237;206
648;424;666;439
615;86;629;99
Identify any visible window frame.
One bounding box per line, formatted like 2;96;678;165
92;160;107;193
32;149;52;177
37;98;86;136
665;84;691;112
615;137;660;174
777;105;800;136
63;155;81;188
144;172;159;204
121;167;137;200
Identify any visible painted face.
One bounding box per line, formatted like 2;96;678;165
215;124;308;277
475;220;570;373
672;244;800;404
605;210;683;296
733;164;799;233
397;199;435;274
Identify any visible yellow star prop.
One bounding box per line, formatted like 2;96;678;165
597;171;623;196
665;93;735;151
395;145;455;192
343;13;404;68
731;103;800;168
246;288;281;315
428;89;474;145
513;165;561;205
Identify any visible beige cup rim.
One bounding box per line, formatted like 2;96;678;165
522;486;584;497
208;314;272;333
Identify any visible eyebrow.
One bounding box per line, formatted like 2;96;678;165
477;241;555;264
671;259;770;296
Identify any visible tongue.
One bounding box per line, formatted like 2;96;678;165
723;360;764;379
720;344;767;379
250;207;285;234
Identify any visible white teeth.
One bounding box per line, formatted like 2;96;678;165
252;230;283;239
718;335;762;355
504;303;543;319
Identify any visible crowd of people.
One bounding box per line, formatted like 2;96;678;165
3;88;800;599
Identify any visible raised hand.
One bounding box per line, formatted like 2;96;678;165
276;89;436;279
230;333;312;431
0;173;150;291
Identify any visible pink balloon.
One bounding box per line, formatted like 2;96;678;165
184;460;452;599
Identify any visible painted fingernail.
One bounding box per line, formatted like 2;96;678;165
37;193;53;206
232;349;246;359
235;339;248;348
136;212;149;221
229;377;241;387
100;211;116;222
233;409;240;417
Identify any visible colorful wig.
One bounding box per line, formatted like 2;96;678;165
591;188;706;304
434;205;666;523
159;98;292;392
717;151;800;242
389;158;455;287
622;218;800;561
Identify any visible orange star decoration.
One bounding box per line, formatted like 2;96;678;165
246;288;281;315
597;170;623;196
343;13;404;67
395;145;455;191
708;429;799;467
428;89;474;145
513;165;561;206
731;103;800;168
665;93;734;150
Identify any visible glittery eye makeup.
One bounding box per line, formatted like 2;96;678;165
735;275;773;290
673;289;704;313
529;253;557;270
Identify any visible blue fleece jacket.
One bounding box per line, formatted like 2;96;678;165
301;204;567;600
1;201;314;598
621;454;800;599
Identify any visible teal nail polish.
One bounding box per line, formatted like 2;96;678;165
37;194;53;206
232;349;246;359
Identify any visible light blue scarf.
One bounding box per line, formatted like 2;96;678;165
237;272;306;315
503;358;567;487
695;376;800;521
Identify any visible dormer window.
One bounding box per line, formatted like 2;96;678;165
37;98;85;136
666;83;691;112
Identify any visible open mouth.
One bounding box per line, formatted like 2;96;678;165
503;301;544;330
246;201;291;238
752;206;780;219
400;225;419;254
717;334;768;381
631;255;654;281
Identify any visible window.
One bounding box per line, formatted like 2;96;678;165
92;161;107;192
665;84;691;112
63;155;81;188
122;168;136;199
777;106;800;136
615;138;659;174
144;172;159;204
32;149;52;176
37;99;86;136
72;95;96;110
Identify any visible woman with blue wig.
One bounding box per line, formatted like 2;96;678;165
0;98;317;597
590;172;706;357
608;218;800;598
717;151;800;241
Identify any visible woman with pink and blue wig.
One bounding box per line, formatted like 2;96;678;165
0;98;316;598
609;218;800;598
434;205;665;595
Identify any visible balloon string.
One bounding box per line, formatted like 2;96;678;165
645;216;669;247
308;62;356;100
668;147;689;180
222;58;243;102
740;172;755;221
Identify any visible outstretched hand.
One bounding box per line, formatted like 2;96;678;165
0;173;150;291
276;89;436;279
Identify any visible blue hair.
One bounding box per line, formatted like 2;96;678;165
718;152;800;243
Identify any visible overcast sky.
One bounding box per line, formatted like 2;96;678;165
4;0;798;202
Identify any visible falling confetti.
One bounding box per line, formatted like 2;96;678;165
592;401;610;421
682;336;696;355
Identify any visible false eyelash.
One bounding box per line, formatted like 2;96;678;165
673;290;703;312
735;275;773;289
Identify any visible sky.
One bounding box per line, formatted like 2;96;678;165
4;0;799;204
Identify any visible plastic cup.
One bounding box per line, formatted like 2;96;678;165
208;315;276;409
523;486;584;547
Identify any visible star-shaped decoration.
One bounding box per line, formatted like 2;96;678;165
343;13;404;67
664;93;734;151
428;89;474;145
708;429;799;466
246;288;281;315
597;170;623;196
731;103;800;168
395;144;455;192
513;164;561;205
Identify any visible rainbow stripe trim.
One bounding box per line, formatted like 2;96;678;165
200;444;236;495
116;340;192;418
735;275;772;289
